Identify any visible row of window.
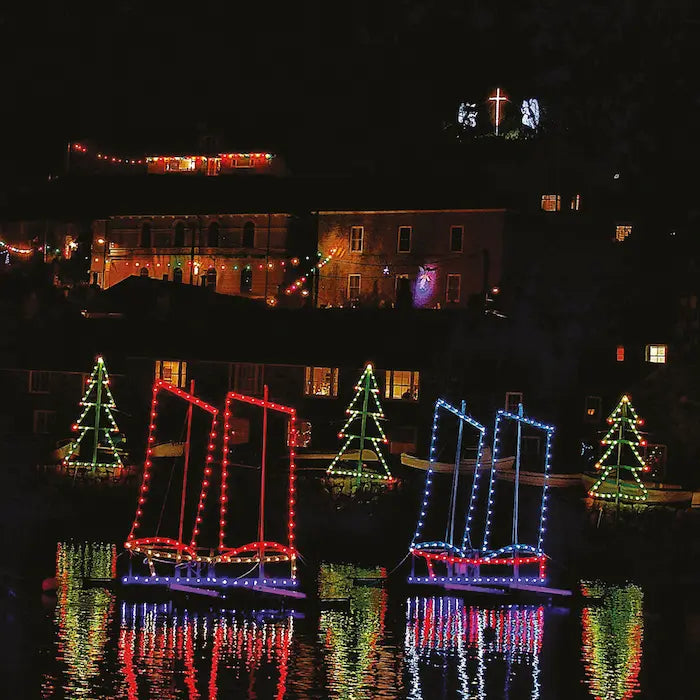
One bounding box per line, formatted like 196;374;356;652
348;225;465;254
616;344;667;363
541;194;582;212
347;273;461;303
135;266;254;292
135;221;257;248
156;361;421;401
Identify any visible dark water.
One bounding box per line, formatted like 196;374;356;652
12;541;693;699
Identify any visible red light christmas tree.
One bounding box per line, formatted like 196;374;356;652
588;395;649;503
63;356;126;477
326;363;394;484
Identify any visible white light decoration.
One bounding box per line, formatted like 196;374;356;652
457;102;478;128
521;98;540;129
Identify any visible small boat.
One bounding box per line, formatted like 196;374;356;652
400;452;581;488
581;472;694;505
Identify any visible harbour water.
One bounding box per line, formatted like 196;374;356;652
4;541;694;698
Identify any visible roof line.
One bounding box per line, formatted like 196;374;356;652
314;208;509;215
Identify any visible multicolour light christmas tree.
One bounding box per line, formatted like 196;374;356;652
63;356;125;476
588;395;649;502
326;363;394;483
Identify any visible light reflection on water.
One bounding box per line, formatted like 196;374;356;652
40;542;648;699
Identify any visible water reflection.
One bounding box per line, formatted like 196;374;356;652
119;603;295;699
42;541;116;698
581;582;643;700
316;563;402;699
404;597;544;699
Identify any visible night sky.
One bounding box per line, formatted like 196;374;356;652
3;1;699;182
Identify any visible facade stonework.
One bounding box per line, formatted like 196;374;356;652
316;209;506;308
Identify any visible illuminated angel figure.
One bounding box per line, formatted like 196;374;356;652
521;98;540;129
457;102;478;129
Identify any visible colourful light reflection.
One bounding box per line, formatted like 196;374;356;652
404;596;544;699
317;563;402;699
581;582;644;700
119;602;295;699
42;541;116;698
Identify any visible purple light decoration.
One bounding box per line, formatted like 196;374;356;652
413;265;435;307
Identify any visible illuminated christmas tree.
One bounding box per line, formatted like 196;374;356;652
588;395;649;502
326;363;393;483
63;356;126;476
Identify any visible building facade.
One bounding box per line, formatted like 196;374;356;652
316;209;507;309
90;213;296;302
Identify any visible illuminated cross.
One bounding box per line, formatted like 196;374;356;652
489;88;507;136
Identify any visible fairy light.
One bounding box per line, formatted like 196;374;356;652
588;395;650;501
284;248;336;296
326;363;394;482
0;240;33;255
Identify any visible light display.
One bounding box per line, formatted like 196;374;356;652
409;401;554;587
405;597;543;699
521;98;541;129
326;363;394;483
0;239;33;254
62;356;127;478
457;102;478;128
488;88;508;135
285;249;335;296
581;582;643;700
587;395;649;502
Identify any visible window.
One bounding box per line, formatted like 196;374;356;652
616;225;632;242
646;344;667;364
234;363;263;395
541;194;561;212
33;410;55;435
350;226;364;253
397;226;412;253
348;274;361;300
450;225;464;252
571;194;581;211
29;370;50;394
505;391;523;413
240;267;253;293
616;345;625;362
304;367;339;397
174;222;186;246
207;222;220;247
141;222;152;247
173;266;183;283
384;370;420;401
243;221;255;248
446;274;461;303
155;360;187;388
205;267;217;290
585;396;602;422
140;266;149;277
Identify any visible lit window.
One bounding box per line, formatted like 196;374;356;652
234;363;263;395
571;194;581;211
446;274;461;303
348;274;361;300
450;225;464;252
155;360;187;388
240;267;253;293
616;225;632;242
304;367;339;397
397;226;412;253
616;345;625;362
541;194;561;212
384;370;419;401
29;370;51;394
33;409;56;434
350;226;364;253
505;391;523;413
646;344;667;364
585;396;602;422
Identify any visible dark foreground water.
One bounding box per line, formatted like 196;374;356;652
2;541;695;698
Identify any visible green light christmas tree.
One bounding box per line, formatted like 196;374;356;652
63;356;126;477
588;394;649;502
326;363;394;483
